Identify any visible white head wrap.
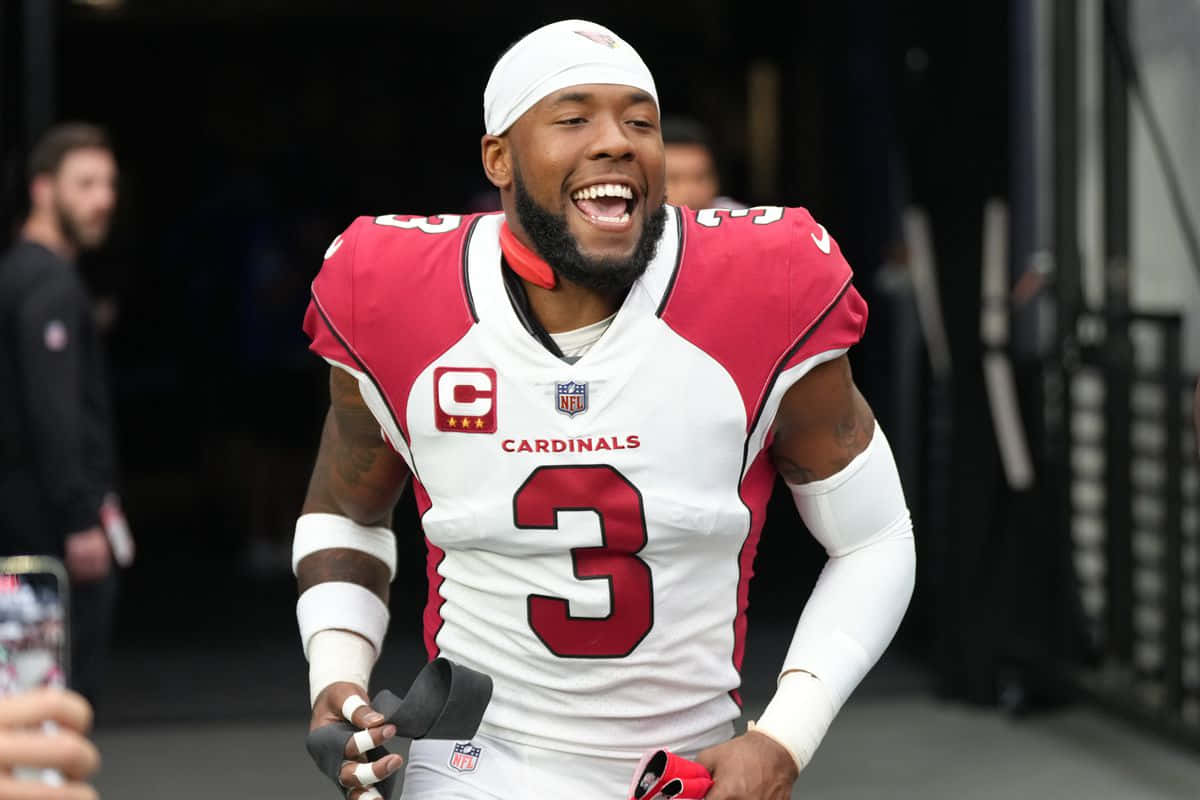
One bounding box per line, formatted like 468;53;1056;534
483;19;658;136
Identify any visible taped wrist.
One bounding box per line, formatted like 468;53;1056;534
308;629;375;707
748;670;836;773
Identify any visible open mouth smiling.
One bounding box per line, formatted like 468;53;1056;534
570;180;639;231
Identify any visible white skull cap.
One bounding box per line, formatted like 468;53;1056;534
483;19;658;136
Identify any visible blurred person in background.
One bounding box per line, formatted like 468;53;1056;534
662;115;743;210
0;687;99;800
0;123;131;706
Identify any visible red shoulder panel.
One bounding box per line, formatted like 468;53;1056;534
659;206;868;432
303;213;483;442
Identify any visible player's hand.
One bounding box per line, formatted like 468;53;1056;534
695;730;798;800
0;688;100;800
64;528;111;583
310;681;403;798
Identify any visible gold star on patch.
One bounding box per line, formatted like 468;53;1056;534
447;417;457;427
475;418;484;429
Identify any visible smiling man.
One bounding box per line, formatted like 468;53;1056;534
296;19;914;800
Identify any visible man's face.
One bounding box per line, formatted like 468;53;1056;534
50;148;118;251
664;142;718;210
505;84;667;286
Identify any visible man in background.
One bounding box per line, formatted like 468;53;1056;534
662;115;744;210
0;123;130;705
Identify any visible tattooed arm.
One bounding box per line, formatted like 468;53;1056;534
770;355;875;484
298;367;412;791
297;367;410;601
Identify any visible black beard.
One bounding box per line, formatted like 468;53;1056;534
54;199;105;252
513;168;666;294
54;200;87;251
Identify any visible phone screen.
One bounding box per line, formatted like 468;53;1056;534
0;557;70;697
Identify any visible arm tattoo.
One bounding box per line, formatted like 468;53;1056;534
770;356;876;484
298;368;409;601
308;368;408;521
834;399;875;459
335;436;377;487
773;456;816;485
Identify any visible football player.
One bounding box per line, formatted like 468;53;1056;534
295;19;915;800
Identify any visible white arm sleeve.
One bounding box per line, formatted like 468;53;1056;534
752;424;915;770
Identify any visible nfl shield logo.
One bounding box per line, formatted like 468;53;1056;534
556;381;588;418
449;742;481;773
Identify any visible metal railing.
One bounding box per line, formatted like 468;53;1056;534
1065;311;1199;744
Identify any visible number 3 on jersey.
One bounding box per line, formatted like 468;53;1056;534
513;465;653;658
374;214;463;234
695;205;783;227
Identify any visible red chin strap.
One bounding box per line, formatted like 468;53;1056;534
499;221;556;290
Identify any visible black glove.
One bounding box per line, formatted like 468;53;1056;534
306;658;493;798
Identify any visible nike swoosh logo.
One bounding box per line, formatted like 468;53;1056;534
811;224;831;255
325;235;344;260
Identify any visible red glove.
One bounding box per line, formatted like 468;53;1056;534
628;749;713;800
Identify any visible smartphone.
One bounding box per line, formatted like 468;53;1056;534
0;556;71;784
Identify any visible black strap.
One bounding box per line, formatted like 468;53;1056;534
306;658;493;798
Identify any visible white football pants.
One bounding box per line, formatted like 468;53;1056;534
400;723;731;799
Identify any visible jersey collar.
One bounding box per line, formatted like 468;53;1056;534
499;222;556;289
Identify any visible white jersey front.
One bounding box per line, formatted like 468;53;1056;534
304;206;867;757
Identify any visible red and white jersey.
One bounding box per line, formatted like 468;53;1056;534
303;206;867;758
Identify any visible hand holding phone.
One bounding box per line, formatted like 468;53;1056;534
0;557;99;797
0;688;99;799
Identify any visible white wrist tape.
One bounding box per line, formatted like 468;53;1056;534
308;630;376;707
297;581;390;659
293;513;398;581
749;671;836;773
782;424;915;711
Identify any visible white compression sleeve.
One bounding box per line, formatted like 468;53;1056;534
779;521;915;710
753;424;915;771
